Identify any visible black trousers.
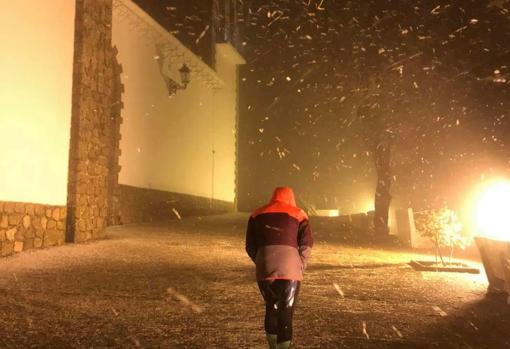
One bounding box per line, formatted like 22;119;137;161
257;279;301;343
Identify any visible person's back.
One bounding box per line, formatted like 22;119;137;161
246;187;313;349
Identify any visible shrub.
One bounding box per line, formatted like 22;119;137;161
417;207;471;265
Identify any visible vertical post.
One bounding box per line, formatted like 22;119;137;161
66;0;87;243
66;0;115;243
224;0;231;42
211;148;216;208
373;132;392;238
233;65;240;211
210;89;217;208
211;0;219;67
233;0;239;47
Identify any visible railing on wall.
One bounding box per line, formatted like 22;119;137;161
113;0;225;91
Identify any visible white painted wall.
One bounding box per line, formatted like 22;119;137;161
0;1;75;205
113;8;244;203
212;44;246;203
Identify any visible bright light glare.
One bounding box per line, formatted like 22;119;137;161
364;201;375;212
315;209;340;217
474;181;510;241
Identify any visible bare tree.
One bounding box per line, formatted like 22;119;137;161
373;131;393;237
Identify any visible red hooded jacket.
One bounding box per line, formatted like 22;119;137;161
245;187;313;281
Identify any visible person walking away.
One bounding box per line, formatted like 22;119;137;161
245;187;313;349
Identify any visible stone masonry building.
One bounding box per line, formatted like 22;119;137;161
0;0;245;256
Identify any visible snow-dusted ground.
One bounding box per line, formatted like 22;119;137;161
0;213;506;348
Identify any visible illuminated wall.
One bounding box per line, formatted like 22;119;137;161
113;6;244;203
212;44;246;203
0;1;75;205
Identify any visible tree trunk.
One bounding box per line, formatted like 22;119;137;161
373;136;392;238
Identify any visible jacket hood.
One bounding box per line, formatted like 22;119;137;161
270;187;297;207
251;187;308;221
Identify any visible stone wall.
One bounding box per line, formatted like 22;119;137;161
0;1;239;258
119;185;234;224
0;202;66;257
67;0;123;243
106;46;124;227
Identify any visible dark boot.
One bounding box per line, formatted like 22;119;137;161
277;341;292;349
266;333;277;349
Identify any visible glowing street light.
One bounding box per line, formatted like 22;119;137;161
471;179;510;298
473;180;510;241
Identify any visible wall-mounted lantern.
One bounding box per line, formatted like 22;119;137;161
179;64;191;87
155;43;192;97
163;63;191;97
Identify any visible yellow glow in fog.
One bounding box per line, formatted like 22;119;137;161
0;1;75;205
474;180;510;241
315;209;340;217
364;201;375;212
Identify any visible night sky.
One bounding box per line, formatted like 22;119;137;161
135;0;510;213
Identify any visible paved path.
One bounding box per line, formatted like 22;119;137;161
0;214;506;348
